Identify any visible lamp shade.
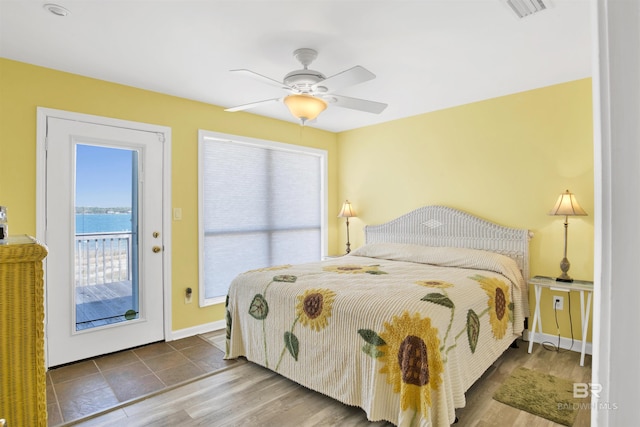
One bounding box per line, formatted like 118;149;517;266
284;94;327;122
338;200;357;218
548;190;588;216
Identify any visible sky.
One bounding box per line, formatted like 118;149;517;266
75;144;133;208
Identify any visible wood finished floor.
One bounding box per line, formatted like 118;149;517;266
68;332;591;427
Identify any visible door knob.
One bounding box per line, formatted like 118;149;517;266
152;246;162;253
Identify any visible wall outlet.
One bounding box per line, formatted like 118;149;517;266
553;295;564;310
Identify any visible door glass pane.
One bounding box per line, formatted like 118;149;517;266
74;144;139;331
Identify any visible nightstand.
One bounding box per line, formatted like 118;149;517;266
527;275;593;366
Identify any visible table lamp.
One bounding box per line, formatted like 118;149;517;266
337;200;357;254
548;190;587;282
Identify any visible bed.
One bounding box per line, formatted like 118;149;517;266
225;205;531;426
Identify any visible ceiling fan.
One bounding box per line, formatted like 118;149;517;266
224;48;388;124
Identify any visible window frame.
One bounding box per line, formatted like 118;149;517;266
197;130;328;307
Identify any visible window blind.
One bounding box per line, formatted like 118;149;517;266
199;134;325;304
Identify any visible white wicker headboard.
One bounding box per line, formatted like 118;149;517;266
363;206;533;280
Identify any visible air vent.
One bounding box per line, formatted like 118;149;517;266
505;0;547;18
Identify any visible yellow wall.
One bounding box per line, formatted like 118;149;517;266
0;57;594;341
337;78;594;340
0;58;339;331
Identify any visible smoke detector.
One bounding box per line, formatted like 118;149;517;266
43;4;71;17
505;0;547;18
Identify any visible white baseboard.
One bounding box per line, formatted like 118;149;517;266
522;329;592;355
168;319;226;341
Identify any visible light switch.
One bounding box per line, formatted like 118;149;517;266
173;208;182;220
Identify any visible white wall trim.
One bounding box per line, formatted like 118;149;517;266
592;1;610;426
169;319;225;341
592;1;640;425
522;330;592;356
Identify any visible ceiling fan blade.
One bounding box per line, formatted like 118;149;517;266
224;98;282;112
313;66;375;92
328;94;387;114
230;69;289;90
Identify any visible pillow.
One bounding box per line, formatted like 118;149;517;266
351;242;525;289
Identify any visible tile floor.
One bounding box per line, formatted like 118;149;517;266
46;332;235;426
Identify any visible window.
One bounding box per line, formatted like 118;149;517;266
198;130;327;306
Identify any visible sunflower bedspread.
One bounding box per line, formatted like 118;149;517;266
225;243;526;427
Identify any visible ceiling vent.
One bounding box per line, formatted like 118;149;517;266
505;0;547;18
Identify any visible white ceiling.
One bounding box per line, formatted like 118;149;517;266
0;0;592;133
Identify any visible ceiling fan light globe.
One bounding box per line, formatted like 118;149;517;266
284;94;327;122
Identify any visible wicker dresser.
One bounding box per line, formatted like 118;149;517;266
0;236;48;427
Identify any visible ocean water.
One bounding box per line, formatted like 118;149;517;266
75;213;132;234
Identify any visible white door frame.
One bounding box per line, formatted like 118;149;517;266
36;107;172;366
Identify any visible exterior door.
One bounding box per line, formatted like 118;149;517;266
43;114;167;367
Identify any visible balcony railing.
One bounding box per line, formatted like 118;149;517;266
75;232;132;287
